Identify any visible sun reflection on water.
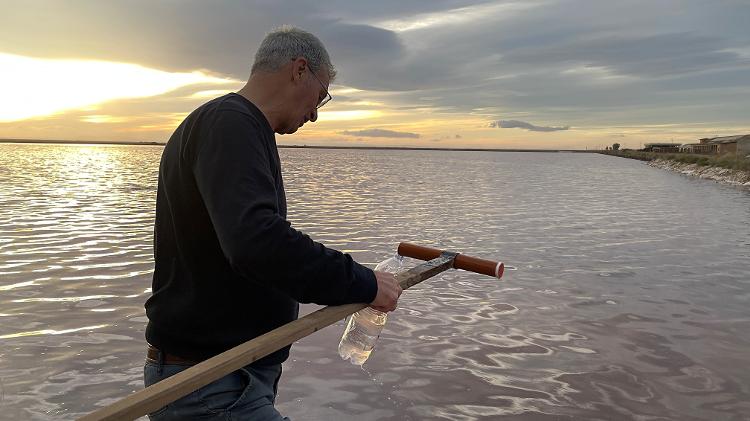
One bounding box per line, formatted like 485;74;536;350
0;324;110;339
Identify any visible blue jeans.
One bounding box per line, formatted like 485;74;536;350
143;357;290;420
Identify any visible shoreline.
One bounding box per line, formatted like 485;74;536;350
647;159;750;187
0;138;593;153
601;151;750;188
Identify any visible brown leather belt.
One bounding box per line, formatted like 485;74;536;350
147;345;199;365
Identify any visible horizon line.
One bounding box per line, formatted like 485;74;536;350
0;138;598;153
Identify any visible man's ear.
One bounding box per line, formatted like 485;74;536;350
291;57;308;82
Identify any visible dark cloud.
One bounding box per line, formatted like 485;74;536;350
0;0;415;81
500;32;741;78
318;23;404;61
361;0;750;125
339;128;420;138
490;120;570;132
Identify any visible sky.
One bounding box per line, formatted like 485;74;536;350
1;0;749;149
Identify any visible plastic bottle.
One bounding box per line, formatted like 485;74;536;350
338;254;403;365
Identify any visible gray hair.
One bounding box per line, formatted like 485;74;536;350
251;25;336;81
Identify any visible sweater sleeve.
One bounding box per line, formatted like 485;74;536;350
192;110;377;305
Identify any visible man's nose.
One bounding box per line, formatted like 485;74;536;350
308;108;318;123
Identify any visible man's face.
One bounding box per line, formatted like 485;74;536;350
280;66;329;135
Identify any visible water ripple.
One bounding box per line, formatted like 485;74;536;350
1;145;749;419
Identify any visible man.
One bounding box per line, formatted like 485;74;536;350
143;26;402;420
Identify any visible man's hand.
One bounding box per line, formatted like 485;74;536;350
369;270;402;313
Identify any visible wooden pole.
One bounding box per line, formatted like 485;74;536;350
78;254;456;421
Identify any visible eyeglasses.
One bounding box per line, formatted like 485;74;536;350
308;68;332;109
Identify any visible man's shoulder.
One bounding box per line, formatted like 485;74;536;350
211;93;248;111
206;94;268;132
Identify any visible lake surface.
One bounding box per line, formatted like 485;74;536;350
1;143;749;420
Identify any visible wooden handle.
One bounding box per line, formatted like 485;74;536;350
397;242;504;278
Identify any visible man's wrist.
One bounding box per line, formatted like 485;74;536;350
346;264;378;304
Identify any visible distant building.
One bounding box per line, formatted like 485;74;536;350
702;135;749;154
679;143;716;154
643;142;680;152
648;135;749;155
738;135;750;156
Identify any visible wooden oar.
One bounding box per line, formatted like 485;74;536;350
78;243;503;421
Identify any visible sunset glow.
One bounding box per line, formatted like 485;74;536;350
0;53;237;122
318;110;383;121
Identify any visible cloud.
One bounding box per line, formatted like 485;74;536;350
373;1;537;32
501;32;740;78
0;1;410;83
339;128;420;138
489;120;570;132
2;0;750;135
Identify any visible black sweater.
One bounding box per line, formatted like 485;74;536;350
145;93;377;365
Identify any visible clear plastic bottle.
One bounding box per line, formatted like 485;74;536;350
338;255;403;365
